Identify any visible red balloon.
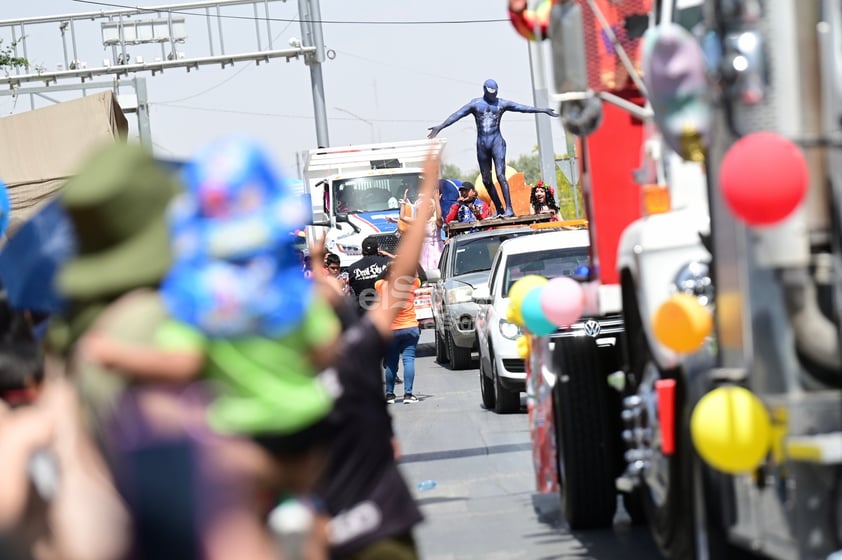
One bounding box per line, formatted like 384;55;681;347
719;132;809;226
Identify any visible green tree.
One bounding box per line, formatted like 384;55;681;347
441;162;478;184
0;39;27;71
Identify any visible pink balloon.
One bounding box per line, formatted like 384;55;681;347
540;277;585;327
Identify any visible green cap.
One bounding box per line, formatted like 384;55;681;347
57;142;181;301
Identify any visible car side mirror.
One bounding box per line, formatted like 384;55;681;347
472;285;492;305
425;269;442;283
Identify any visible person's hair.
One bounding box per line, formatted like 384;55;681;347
529;181;559;213
0;293;43;394
325;252;340;267
460;181;475;192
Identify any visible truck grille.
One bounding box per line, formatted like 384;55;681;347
369;232;400;255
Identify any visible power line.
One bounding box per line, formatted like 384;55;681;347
151;101;547;125
71;0;509;25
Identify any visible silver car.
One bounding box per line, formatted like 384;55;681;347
426;227;538;370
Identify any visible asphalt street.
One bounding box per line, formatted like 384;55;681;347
391;330;662;560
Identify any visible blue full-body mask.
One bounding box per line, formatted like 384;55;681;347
428;79;558;217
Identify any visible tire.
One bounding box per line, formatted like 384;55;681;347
622;285;694;558
553;335;618;530
434;329;448;364
479;351;496;410
493;358;520;414
447;332;473;370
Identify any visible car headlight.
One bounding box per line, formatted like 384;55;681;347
446;285;474;304
499;319;521;340
674;260;713;306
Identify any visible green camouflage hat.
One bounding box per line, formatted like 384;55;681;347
57;142;181;301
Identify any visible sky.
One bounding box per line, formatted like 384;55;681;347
0;0;570;179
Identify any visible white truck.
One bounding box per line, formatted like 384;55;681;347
302;139;446;267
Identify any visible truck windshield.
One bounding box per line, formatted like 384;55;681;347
503;248;590;297
333;173;421;214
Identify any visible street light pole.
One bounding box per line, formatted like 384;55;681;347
334;106;377;143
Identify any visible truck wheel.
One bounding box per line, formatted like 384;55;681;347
434;330;448;364
447;332;473;370
493;358;520;413
553;336;618;529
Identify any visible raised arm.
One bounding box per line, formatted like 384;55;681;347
428;102;475;139
502;99;559;117
369;151;440;337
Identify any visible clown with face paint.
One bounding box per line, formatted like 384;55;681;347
428;79;558;217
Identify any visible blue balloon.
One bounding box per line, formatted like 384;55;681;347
0;179;9;238
521;286;556;336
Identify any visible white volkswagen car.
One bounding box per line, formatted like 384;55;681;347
473;229;591;413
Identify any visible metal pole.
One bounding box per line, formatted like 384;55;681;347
527;38;557;201
135;77;153;148
299;0;329;147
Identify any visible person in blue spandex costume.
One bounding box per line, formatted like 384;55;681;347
428;79;558;217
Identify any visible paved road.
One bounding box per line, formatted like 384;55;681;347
390;330;661;560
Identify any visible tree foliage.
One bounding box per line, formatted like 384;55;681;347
0;39;28;71
441;162;477;184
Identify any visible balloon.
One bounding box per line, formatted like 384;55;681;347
540;276;585;327
521;286;557;336
0;179;9;238
691;386;771;474
510;0;552;41
507;275;548;326
652;293;712;353
719;132;808;226
516;335;530;359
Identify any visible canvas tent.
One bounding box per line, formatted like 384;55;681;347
0;90;128;226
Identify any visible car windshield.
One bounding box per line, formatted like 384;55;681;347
332;173;421;214
502;247;590;297
453;232;532;276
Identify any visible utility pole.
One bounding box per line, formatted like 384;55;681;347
526;3;557;201
0;1;318;148
299;0;330;148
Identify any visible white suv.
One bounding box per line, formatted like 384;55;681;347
473;229;590;413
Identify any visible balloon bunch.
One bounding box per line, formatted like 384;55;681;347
507;275;586;342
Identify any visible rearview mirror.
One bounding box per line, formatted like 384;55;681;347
472;285;492;305
425;269;442;283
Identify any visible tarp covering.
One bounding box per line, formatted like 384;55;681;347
0;91;128;226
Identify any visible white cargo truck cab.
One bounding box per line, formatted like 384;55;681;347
303;139;445;267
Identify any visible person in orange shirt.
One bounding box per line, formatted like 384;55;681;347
375;265;421;404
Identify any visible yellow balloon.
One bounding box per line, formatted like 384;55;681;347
507;275;549;326
516;335;530;359
690;386;771;474
652;293;712;353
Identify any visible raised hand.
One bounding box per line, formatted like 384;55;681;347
427;127;440;139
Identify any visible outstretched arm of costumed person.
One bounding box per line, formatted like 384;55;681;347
427;102;474;139
503;99;559;117
369;150;440;338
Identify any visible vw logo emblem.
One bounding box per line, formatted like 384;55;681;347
583;319;601;337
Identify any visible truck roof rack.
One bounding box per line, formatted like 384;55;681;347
445;213;574;237
304;139;446;175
